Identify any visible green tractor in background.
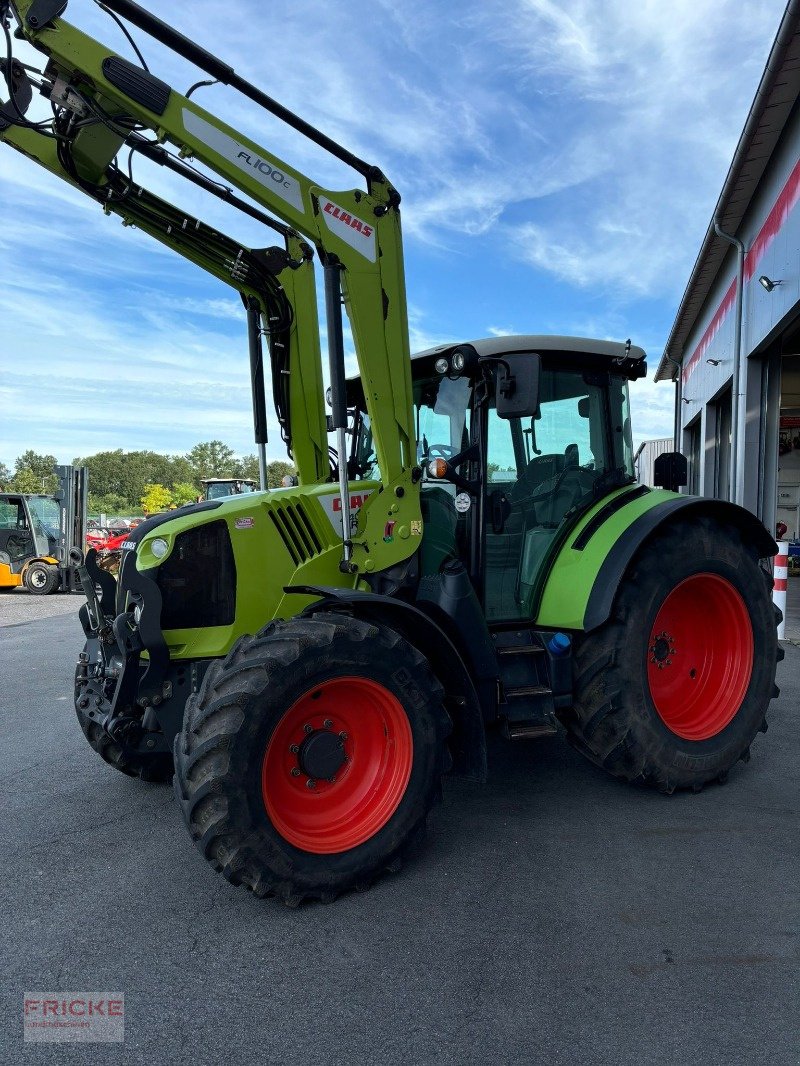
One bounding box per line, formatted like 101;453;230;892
201;478;258;501
1;0;781;905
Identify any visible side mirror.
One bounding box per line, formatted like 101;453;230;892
496;354;541;420
653;452;688;492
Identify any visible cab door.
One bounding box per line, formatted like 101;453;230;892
0;497;35;573
482;370;611;622
415;374;474;576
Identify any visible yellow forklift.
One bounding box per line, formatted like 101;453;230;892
0;467;88;594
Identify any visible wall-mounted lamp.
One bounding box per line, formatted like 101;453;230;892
759;275;783;292
682;397;692;405
706;358;722;366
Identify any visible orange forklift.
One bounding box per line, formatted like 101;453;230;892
0;466;87;594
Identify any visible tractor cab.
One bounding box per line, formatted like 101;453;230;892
201;478;258;501
348;336;643;622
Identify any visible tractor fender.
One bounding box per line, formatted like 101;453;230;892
287;585;488;783
578;496;776;633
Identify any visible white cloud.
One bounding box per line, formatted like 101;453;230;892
0;0;785;466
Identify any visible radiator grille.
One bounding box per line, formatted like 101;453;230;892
268;501;323;566
157;520;236;629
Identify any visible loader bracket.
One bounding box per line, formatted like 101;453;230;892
0;58;32;131
25;0;68;30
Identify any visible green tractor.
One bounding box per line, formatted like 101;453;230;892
1;0;781;904
201;478;258;501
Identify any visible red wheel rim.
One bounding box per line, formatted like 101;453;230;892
647;573;754;741
262;677;413;854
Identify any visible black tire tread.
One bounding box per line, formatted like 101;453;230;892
24;562;59;595
174;612;450;905
564;517;781;792
75;713;173;782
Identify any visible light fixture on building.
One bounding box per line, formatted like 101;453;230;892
759;275;783;292
682;397;692;405
706;358;722;366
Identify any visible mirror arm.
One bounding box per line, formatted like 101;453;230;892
428;442;480;495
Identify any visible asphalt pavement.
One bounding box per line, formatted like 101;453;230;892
1;592;798;1065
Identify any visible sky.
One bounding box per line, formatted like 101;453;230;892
0;0;786;469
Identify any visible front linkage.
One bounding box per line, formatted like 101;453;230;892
72;548;206;780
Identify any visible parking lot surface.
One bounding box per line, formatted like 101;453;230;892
1;593;798;1064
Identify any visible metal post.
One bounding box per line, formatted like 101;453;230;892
246;299;269;492
323;259;352;570
774;541;788;640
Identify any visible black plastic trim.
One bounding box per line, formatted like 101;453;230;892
26;0;68;30
572;484;650;551
102;55;171;115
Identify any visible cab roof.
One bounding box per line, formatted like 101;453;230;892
416;334;648;364
409;336;648;389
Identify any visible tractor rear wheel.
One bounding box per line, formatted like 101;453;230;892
564;517;782;792
173;613;451;905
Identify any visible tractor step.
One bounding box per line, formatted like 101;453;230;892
496;644;545;657
493;628;559;739
506;684;551;697
505;716;559;740
500;685;558;740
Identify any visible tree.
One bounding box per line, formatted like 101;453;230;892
267;460;296;488
168;455;196;488
14;450;58;494
9;467;42;494
141;483;172;515
74;449;128;499
186;441;237;481
237;454;261;483
172;481;199;506
0;462;11;490
88;492;134;517
75;448;193;506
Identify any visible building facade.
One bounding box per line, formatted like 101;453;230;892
656;1;800;537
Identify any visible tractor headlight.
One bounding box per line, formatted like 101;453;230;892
434;357;449;375
150;537;169;560
133;604;143;625
451;350;466;372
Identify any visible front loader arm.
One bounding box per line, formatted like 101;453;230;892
4;0;420;574
1;121;330;484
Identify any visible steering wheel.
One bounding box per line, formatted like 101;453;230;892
426;444;458;460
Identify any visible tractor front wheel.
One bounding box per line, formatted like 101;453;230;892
564;517;782;792
173;613;451;904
